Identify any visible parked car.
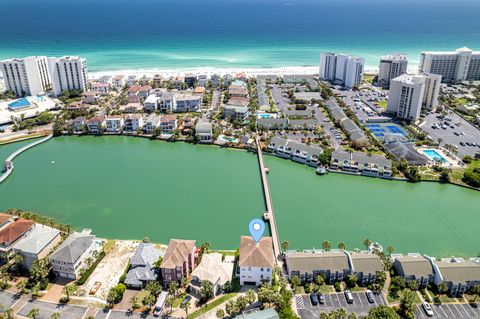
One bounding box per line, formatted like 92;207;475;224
460;142;466;146
310;292;319;306
422;302;434;317
344;289;354;304
317;293;325;304
366;290;375;303
181;295;192;307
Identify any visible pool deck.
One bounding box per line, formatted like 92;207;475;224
418;147;461;168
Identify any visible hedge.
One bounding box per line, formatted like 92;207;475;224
76;251;106;285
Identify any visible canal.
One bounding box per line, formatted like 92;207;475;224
0;136;479;257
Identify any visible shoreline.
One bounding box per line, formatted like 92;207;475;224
87;65;420;79
1;133;478;193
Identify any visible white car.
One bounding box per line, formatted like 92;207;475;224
422;302;434;317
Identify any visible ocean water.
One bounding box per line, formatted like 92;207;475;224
1;0;480;71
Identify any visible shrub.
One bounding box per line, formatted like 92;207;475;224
59;296;69;303
463;170;480;188
76;251;106;285
334;282;341;292
304;283;311;294
463;155;473;164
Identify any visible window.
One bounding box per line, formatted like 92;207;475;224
261;268;264;271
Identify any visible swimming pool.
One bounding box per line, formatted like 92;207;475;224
423;149;447;163
8;98;31;110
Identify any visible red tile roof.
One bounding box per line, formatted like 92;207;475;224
0;213;12;226
0;218;34;245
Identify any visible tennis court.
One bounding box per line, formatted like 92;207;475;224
366;123;408;141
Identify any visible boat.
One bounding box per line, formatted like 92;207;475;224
50;161;55;164
316;166;327;175
265;167;270;174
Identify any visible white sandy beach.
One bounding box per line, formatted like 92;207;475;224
88;64;420;79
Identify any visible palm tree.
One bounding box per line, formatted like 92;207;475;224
338;242;346;250
27;308;40;319
387;246;394;256
322;241;331;251
62;284;76;301
281;240;289;252
50;312;61;319
363;238;372;250
165;295;175;314
180;298;191;318
168;282;179;298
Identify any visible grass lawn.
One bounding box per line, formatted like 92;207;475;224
363;75;376;84
295;286;304;294
350;286;367;292
172;292;188;308
376;100;388;109
318;285;334;294
103;240;116;253
451;159;480;185
135;290;150;301
387;289;422;304
189;293;237;319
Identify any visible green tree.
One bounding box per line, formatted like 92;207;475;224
386;246;394;256
281;240;290;252
338;242;346;250
50;312;61;319
290;276;301;289
165;295;175;314
399;289;416;317
62;284;77;301
246;289;256;304
315;274;325;286
363;238;372;250
406;280;418;291
106;283;126;305
142;294;156;310
439;169;450;183
27;308;40;319
130;295;140;309
216;309;225;319
180;298;191;318
145;281;162;297
200;280;214;303
437;282;448;295
346;273;358;288
470;284;480;302
168;282;179;298
322;241;331;251
365;305;400;319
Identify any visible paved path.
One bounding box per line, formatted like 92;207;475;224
255;136;280;259
0;134;53;183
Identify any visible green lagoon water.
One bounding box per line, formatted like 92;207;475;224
1;136;479;256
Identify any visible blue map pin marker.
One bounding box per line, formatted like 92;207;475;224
249;218;265;243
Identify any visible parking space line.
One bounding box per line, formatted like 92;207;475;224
439;305;450;318
416;305;427;319
448;304;462;319
335;293;341;307
444;304;457;318
357;293;364;307
431;304;443;318
452;304;465;318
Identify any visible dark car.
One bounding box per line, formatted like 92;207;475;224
310;292;319;306
366;290;375;303
317;293;325;304
181;295;192;307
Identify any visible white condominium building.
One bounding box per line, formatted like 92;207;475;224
419;47;480;82
0;56;52;97
49;56;88;96
319;52;364;89
387;73;442;121
378;54;408;87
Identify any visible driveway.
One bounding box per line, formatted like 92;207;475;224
297;291;388;319
0;290;22;311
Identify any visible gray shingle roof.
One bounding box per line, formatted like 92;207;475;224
437;260;480;284
13;225;60;255
286;251;350;273
394;255;434;278
130;243;162;268
49;231;95;264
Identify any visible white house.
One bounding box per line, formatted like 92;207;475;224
195;120;213;143
49;229;97;280
160;115;177;135
190;253;233;296
112;75;125;91
174;93;201;112
239;236;274;286
124;114;144;132
86;116;106;134
144;114;161;134
92;82;110;95
105;115;124;133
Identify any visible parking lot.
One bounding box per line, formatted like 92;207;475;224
17;300;88;319
422;112;480;158
0;290;21;311
415;302;480;319
296;291;388;318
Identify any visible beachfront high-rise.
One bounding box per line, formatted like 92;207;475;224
387;73;442;121
48;56;88;97
319;52;364;89
419;47;480;82
378;54;408;87
0;56;52;97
